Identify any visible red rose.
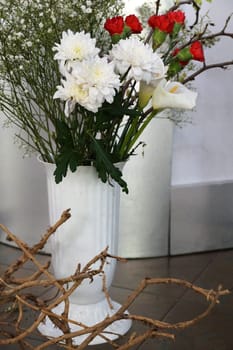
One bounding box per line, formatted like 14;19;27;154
148;14;174;33
125;14;143;33
168;10;185;25
104;16;124;35
190;41;205;62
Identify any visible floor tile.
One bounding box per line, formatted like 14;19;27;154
0;244;22;266
157;251;233;350
110;285;176;321
113;251;217;297
197;249;233;290
0;242;50;271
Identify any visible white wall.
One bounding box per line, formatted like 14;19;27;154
172;0;233;186
124;0;143;14
170;0;233;254
0;120;49;248
125;0;233;186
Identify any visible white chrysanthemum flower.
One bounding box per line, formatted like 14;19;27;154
75;57;120;101
54;75;89;116
53;30;99;62
110;37;166;84
54;57;120;115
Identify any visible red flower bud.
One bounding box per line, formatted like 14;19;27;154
190;41;205;62
148;14;174;33
148;11;185;34
168;10;185;25
104;16;124;35
172;48;179;56
172;48;188;66
125;14;143;34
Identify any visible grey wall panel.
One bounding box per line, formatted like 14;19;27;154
170;182;233;255
0;125;50;250
172;0;233;187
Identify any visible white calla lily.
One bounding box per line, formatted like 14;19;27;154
138;70;168;109
152;80;198;110
138;81;155;109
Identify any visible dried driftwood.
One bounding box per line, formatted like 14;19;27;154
0;210;230;349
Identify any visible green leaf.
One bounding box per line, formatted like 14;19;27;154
53;120;81;183
90;137;128;194
69;153;79;172
96;91;139;125
54;152;70;184
54;149;80;184
54;119;74;147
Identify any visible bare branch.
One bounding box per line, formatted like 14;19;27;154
0;212;230;349
183;60;233;84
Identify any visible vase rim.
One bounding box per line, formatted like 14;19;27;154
37;154;126;170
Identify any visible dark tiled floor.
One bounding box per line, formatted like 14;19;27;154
0;243;232;350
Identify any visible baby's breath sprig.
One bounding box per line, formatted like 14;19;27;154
0;0;124;162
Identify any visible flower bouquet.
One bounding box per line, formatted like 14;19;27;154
0;0;232;194
0;0;232;343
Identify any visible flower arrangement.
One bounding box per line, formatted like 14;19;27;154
0;0;232;193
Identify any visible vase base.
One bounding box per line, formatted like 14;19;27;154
38;299;132;345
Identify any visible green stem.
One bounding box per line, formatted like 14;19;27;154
124;110;159;157
119;115;140;158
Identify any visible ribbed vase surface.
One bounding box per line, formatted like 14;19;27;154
38;163;131;345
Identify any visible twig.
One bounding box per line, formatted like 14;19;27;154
1;209;71;281
0;213;230;350
183;60;233;83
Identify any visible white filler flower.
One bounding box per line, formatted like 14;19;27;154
54;56;120;115
53;30;99;62
110;36;166;84
152;80;198;110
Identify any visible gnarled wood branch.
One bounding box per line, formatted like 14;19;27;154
0;210;230;349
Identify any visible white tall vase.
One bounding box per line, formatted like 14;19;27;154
38;163;131;345
119;116;174;258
